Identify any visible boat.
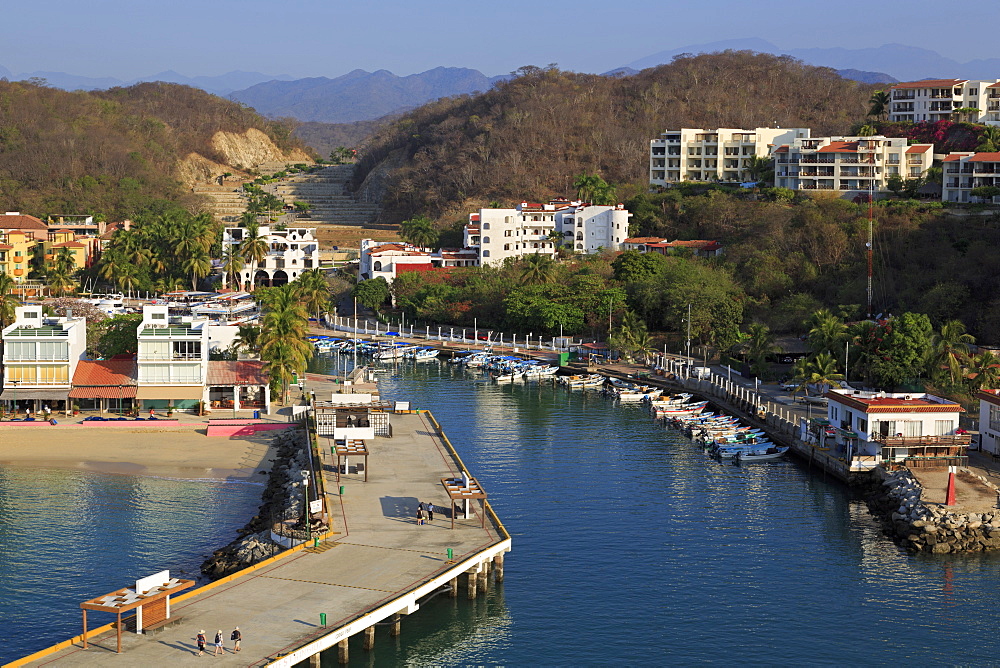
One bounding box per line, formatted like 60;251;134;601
559;373;605;388
733;446;789;463
405;347;440;361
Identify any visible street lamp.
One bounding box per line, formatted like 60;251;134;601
301;470;312;543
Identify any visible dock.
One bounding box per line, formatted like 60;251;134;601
15;411;510;667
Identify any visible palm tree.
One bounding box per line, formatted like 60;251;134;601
519;253;556;285
221;246;245;290
0;273;20;327
857;124;878;137
744;322;777;377
806;309;847;358
806;352;845;394
978;126;1000;152
868;90;890;121
182;251;213;291
743;156;774;184
234;324;262;357
399;216;439;248
239;222;268;290
296;269;329;323
967;351;1000;392
929;319;975;385
259;285;312;403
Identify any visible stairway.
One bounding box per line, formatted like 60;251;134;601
192;182;248;224
273;165;380;228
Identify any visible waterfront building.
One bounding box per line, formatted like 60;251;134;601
0;213;47;282
824;389;966;463
941;152;1000;203
472;199;630;266
975;389;1000;456
1;305;87;413
887;79;1000;124
774;136;934;197
223;226;320;288
206;360;270;414
649;127;811;186
68;359;137;414
135;305;210;411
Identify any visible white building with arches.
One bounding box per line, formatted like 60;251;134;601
223;226;319;288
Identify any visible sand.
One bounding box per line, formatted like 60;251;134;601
0;426;283;480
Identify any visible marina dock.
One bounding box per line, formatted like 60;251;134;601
16;411;510;667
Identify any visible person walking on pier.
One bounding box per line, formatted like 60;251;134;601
231;626;242;652
196;630;206;656
416;506;425;525
426;502;434;522
214;630;225;656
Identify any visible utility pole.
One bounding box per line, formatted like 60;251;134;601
686;303;692;372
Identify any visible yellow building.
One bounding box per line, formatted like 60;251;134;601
0;230;39;282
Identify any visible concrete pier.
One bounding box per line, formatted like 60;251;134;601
18;411;510;667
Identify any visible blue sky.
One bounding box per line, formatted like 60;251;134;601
4;0;998;79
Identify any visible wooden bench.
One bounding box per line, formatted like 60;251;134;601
143;616;183;635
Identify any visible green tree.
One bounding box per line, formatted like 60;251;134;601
966;351;1000;392
182;251;213;291
743;155;774;184
573;173;617;204
978;126;1000;152
611;250;668;283
743;322;777;377
868;312;933;389
296;268;330;322
868;90;890;120
857;124;878;137
259;285;312;403
96;314;142;359
239;221;268;290
220;246;245;291
806;308;847;358
805;351;845;393
0;274;18;328
399;215;439;248
353;277;391;310
234;324;262;356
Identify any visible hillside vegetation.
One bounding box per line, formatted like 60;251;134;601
0;81;310;219
354;52;875;220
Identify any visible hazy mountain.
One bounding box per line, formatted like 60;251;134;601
0;66;291;94
134;70;294;95
230;67;505;123
836;69;898;84
625;40;1000;82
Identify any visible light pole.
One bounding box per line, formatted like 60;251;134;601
301;470;311;544
686;303;692;372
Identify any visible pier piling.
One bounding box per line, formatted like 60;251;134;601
449;576;458;597
493;554;504;582
338;638;349;664
478;562;489;594
390;613;401;637
363;625;376;650
467;570;478;599
309;652;321;667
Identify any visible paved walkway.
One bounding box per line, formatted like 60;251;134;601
26;413;505;666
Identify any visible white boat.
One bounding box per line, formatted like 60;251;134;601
375;345;416;361
406;347;440;361
734;446;789;463
560;373;605;388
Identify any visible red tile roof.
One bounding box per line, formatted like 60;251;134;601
624;237;669;244
891;79;966;89
943;154;966;162
826;392;962;413
905;145;932;153
469;213;480;222
69;360;138;398
662;239;722;251
818;141;859;153
207;360;267;386
0;214;47;230
0;243;11;250
50;241;86;248
773;145;789;153
969;152;1000;162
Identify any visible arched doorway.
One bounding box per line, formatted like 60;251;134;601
271;270;289;287
254;270;271;287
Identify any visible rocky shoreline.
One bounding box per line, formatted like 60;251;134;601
200;427;319;579
866;467;1000;554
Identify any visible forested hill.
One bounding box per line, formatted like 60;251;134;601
353;52;876;221
0;81;311;219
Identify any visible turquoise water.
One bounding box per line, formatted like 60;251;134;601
0;467;263;663
310;358;1000;666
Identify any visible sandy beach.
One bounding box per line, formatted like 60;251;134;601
0;425;283;480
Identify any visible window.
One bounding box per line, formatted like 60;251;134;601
504;230;512;237
173;365;201;383
373;261;382;272
935;420;954;435
483;236;490;244
6;341;33;360
140;364;170;384
151;312;166;320
140;340;170;360
483;222;490;229
503;244;510;251
173;341;202;360
482;250;490;257
856;417;867;434
6;365;37;384
904;421;922;438
37;365;68;384
38;341;67;360
990;405;1000;432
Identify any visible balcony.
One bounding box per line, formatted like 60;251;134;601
800;184;835;190
892;92;916;100
798;157;836;164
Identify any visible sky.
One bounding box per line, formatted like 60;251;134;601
3;0;1000;80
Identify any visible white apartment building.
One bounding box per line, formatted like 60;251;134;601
887;79;1000;125
978;390;1000;456
135;305;210;411
941;152;1000;203
774;136;934;196
472;199;630;266
223;226;320;288
824;389;965;463
649;127;811;186
1;306;86;412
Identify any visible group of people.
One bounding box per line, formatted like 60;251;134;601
196;627;241;656
416;501;435;525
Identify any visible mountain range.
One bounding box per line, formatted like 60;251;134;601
228;67;507;124
0;67;293;95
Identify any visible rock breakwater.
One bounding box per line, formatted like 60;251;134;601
867;468;1000;554
201;427;320;578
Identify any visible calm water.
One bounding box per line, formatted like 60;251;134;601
6;358;1000;665
0;468;263;663
310;358;1000;667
